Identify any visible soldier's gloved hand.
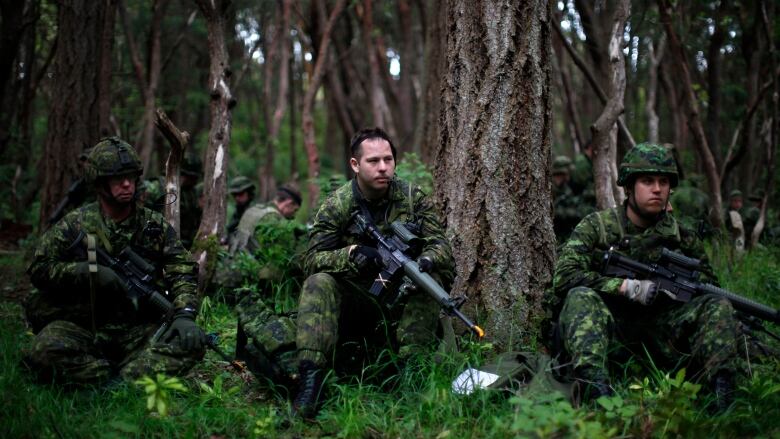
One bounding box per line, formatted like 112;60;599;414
73;262;127;295
622;279;658;305
417;256;434;273
349;245;382;269
164;310;207;351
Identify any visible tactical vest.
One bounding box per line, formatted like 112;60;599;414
589;206;682;264
228;203;281;255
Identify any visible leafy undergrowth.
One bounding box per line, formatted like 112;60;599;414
1;246;780;438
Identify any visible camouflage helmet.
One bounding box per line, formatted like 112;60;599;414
228;176;255;194
617;142;678;188
729;189;743;199
181;153;202;177
749;189;765;202
552;155;573;174
84;137;143;183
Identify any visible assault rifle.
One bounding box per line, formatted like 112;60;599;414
601;247;780;342
67;231;245;372
48;178;87;225
353;213;485;338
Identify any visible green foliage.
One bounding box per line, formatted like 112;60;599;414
197;373;241;406
134;374;188;417
396;152;434;194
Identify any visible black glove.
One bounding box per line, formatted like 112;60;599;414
417;256;434;273
164;310;207;351
350;245;382;269
74;262;127;295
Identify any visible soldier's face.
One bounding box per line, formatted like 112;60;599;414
730;197;743;210
631;174;670;215
107;173;136;203
277;198;300;219
350;139;395;196
233;191;251;206
552;172;569;188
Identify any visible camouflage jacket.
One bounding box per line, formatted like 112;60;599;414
28;202;199;315
553;183;594;241
305;178;454;283
553;204;717;301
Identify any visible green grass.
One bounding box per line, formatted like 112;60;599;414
2;247;780;438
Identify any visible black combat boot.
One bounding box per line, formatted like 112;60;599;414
711;370;734;414
574;366;613;403
292;360;324;419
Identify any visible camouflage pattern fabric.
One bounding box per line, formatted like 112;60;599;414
616;142;679;187
24;202;201;384
741;206;760;242
235;294;298;380
178;184;202;249
553;204;737;381
296;178;454;367
228;203;283;255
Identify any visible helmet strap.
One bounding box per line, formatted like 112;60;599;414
625;187;666;224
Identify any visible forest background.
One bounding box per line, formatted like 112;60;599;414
1;0;780;436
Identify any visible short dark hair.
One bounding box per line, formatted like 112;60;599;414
349;127;397;160
275;185;302;205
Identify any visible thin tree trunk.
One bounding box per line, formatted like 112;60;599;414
359;0;386;129
436;0;554;348
590;0;629;209
659;0;723;228
415;0;445;163
751;1;777;248
302;0;346;207
705;0;728;168
194;0;234;294
97;0;118;136
155;108;190;234
646;36;665;144
39;0;109;230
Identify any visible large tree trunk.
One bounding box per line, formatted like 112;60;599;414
302;0;346;207
155;109;189;234
590;0;629;209
659;0;723;228
194;0;233;293
358;0;387;130
436;0;554;348
704;0;728;168
39;0;111;230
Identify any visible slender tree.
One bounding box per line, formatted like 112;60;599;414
193;0;233;293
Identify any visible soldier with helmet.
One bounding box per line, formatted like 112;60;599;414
226;176;257;236
552;143;738;411
24;137;206;384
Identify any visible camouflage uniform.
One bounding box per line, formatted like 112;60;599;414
24;138;203;384
179;154;203;249
296;178;454;367
553;143;738;387
569;152;593;197
552;156;594;242
226;176;256;236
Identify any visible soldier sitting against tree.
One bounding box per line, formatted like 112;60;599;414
24;137;207;385
290;127;455;419
553;143;739;412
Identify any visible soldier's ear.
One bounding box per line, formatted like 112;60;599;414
349;157;360;174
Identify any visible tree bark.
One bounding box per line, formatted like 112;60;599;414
39;0;110;230
436;0;554;348
302;0;347;207
194;0;233;293
155;108;190;234
659;0;723;228
97;0;118;137
590;0;629;209
358;0;387;129
704;0;728;168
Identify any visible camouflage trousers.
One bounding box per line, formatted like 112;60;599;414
558;287;738;382
235;294;298;381
23;320;204;384
296;272;440;367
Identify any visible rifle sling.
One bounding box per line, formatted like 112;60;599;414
86;234;98;336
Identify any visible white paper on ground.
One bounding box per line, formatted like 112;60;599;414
451;368;501;395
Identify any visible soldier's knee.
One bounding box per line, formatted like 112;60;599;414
563;287;602;308
302;273;337;295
